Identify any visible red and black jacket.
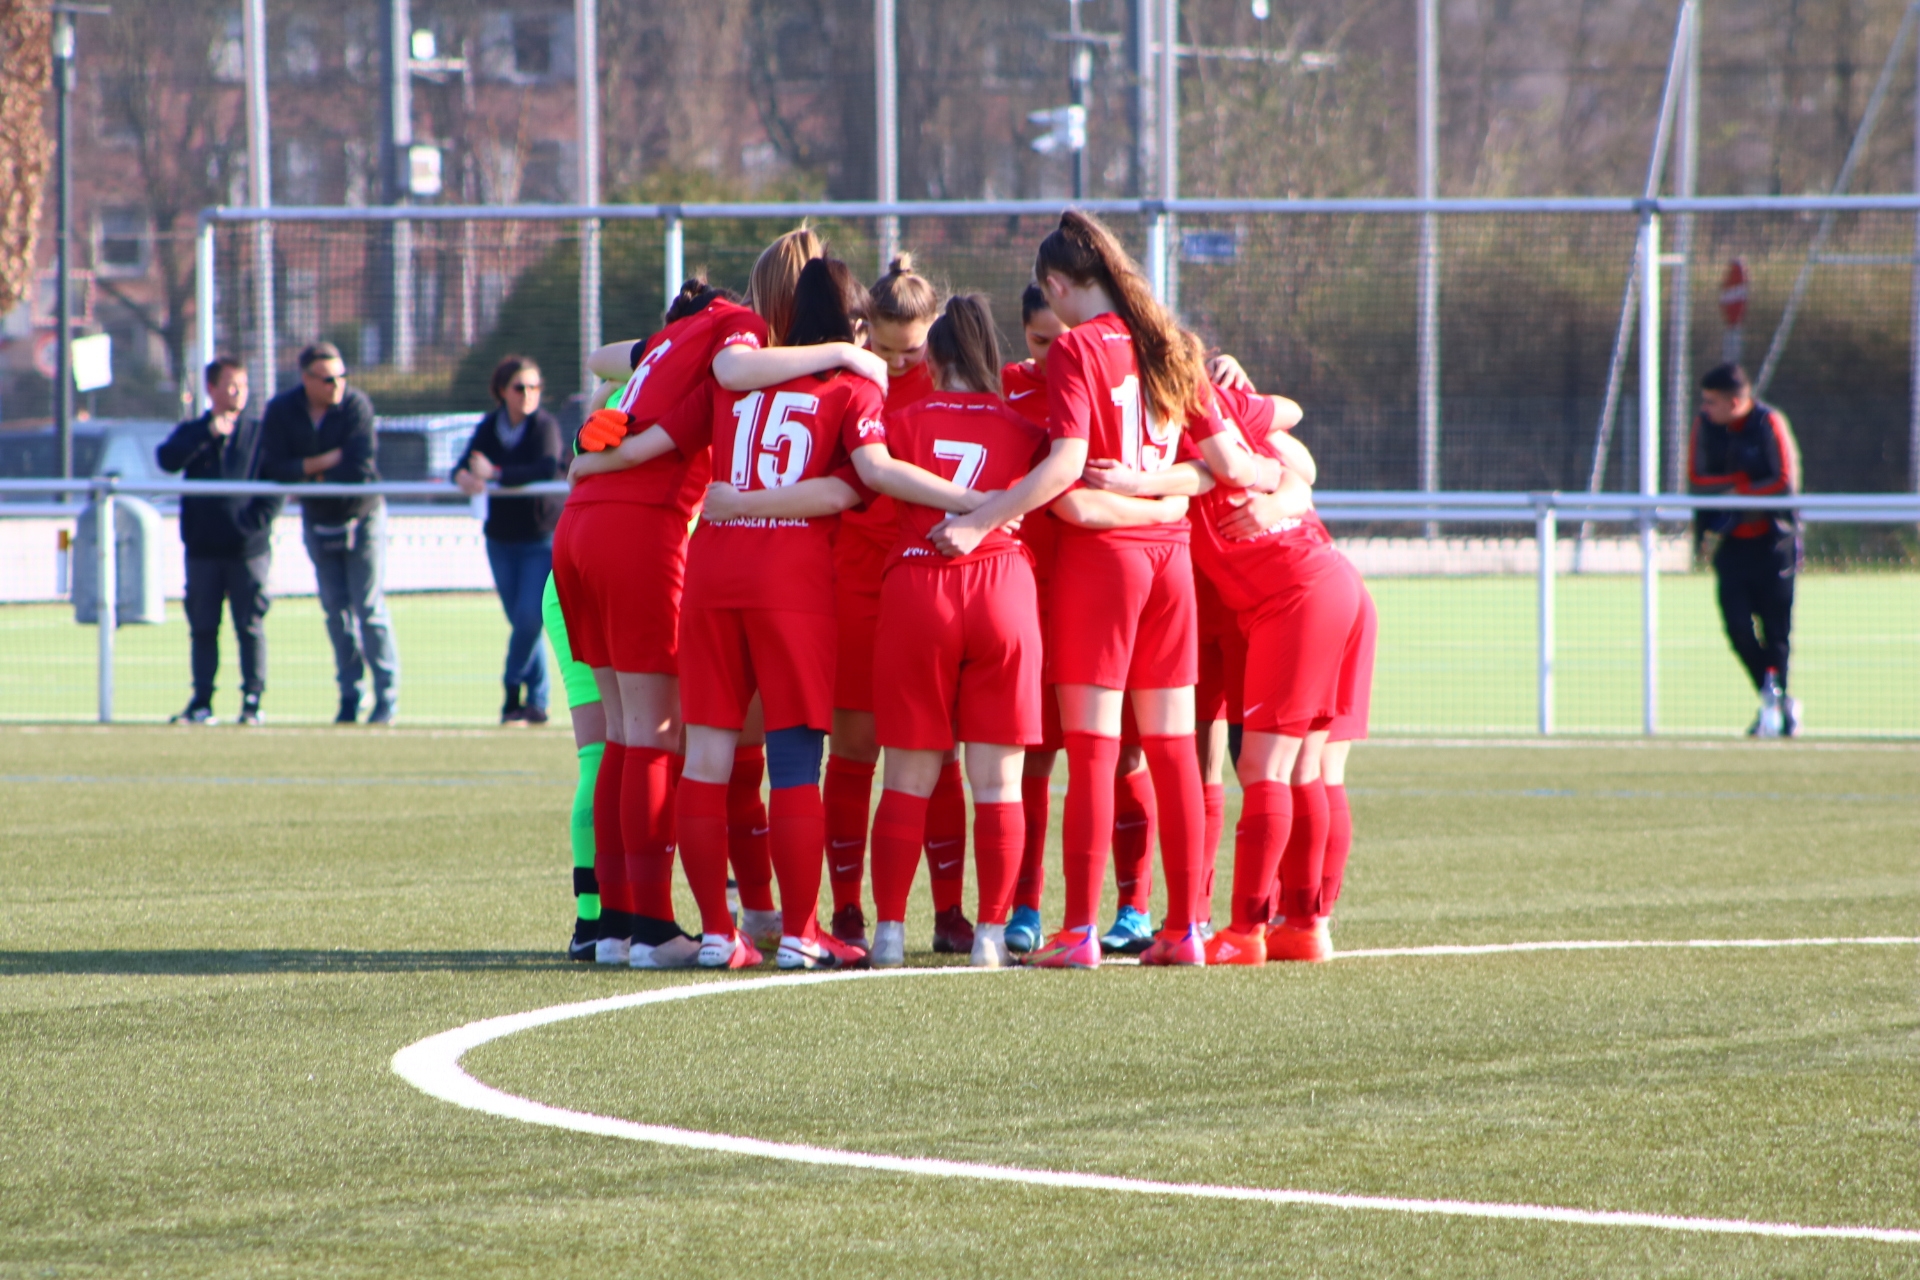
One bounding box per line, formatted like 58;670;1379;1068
1688;403;1799;539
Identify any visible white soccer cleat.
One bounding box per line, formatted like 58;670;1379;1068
630;934;702;969
697;931;763;969
970;923;1012;969
594;936;630;965
870;921;907;968
741;908;782;950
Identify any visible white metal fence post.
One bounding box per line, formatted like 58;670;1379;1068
875;0;900;271
664;210;684;310
577;0;601;399
1536;494;1556;735
94;480;115;723
194;219;216;415
1639;210;1662;736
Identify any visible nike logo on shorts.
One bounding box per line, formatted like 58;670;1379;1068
1243;702;1265;716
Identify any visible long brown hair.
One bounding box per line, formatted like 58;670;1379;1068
1033;209;1205;425
868;253;940;325
746;226;824;347
926;294;1002;396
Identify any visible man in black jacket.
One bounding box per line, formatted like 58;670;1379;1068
156;356;284;725
260;342;401;724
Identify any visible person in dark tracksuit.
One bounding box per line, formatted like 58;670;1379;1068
1688;362;1803;737
260;341;401;724
453;355;565;724
155;356;284;725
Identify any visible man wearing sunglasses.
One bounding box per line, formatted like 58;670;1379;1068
261;341;401;724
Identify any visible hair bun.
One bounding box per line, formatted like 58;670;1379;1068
888;252;915;276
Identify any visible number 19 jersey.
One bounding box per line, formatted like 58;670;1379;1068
661;369;884;615
1045;311;1223;545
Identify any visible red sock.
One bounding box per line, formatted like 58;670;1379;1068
925;759;966;913
675;778;733;936
869;789;929;922
622;746;676;921
1278;778;1330;922
972;801;1022;925
1016;774;1050;910
1061;732;1120;930
1200;781;1225;920
592;741;631;917
1112;765;1156;913
824;755;876;913
769;783;826;939
1322;782;1352;915
1231;781;1291;931
1139;733;1204;933
727;746;774;912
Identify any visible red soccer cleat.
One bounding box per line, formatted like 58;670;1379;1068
1202;926;1267;966
1024;925;1101;969
930;905;975;955
1140;927;1206;967
1265;917;1333;963
831;902;869;950
777;926;871;971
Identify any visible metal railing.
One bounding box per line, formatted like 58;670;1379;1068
4;478;1916;733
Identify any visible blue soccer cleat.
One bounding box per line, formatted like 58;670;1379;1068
1100;905;1156;955
1004;905;1044;954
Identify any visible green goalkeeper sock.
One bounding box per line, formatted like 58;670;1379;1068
574;740;604;921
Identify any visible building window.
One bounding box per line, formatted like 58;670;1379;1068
208;11;243;83
284;15;323;80
95;208;150;277
479;10;574;84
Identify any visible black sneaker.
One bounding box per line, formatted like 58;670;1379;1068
367;698;398;725
170;702;216;726
335;698;360;725
520;705;550;726
568;917;602;962
237;695;263;726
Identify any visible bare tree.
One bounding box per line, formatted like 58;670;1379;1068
0;0;52;312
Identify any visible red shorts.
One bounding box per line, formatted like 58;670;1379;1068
1328;567;1376;742
874;554;1043;750
551;502;687;675
1240;556;1364;737
833;532;887;713
678;606;836;733
1195;573;1247;724
1047;535;1198;690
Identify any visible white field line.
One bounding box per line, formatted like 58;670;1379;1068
391;942;1920;1247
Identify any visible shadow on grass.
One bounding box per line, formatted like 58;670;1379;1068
0;949;581;976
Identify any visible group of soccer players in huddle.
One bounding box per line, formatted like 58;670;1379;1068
543;209;1375;972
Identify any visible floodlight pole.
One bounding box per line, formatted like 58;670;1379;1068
382;0;415;370
1067;0;1091;200
1666;0;1698;495
195;219;215;414
1415;0;1440;521
876;0;900;272
1147;0;1178;310
1131;0;1152;197
242;0;275;399
1912;19;1920;495
577;0;601;400
52;8;74;484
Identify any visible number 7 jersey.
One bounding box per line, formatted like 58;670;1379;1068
868;390;1051;572
660;369;885;614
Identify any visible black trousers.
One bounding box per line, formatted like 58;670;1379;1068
1713;532;1795;691
184;554;271;702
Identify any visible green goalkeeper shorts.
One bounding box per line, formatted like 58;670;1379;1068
542;571;602;709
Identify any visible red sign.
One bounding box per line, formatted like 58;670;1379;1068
1719;259;1748;328
32;331;58;379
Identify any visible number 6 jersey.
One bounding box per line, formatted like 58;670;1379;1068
661;368;884;615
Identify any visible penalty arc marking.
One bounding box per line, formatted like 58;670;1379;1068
391;936;1920;1246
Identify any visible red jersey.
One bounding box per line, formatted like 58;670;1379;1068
1001;359;1049;427
867;391;1049;572
1211;383;1282;440
663;369;884;615
1188;413;1341;615
840;360;935;551
568;300;769;518
1045;311;1224;545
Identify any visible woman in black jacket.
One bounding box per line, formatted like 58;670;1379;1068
455;355;565;723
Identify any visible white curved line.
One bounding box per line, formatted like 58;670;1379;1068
1334;935;1920;960
392;941;1920;1246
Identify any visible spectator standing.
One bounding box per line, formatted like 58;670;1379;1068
155;356;284;725
260;342;401;724
454;355;565;724
1688;362;1803;737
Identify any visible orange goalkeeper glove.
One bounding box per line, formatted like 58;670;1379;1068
578;408;630;452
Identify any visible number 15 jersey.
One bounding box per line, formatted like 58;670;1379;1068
1045;310;1224;545
661;369;884;615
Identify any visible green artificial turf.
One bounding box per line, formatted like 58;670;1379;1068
3;569;1917;734
1;728;1916;1278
